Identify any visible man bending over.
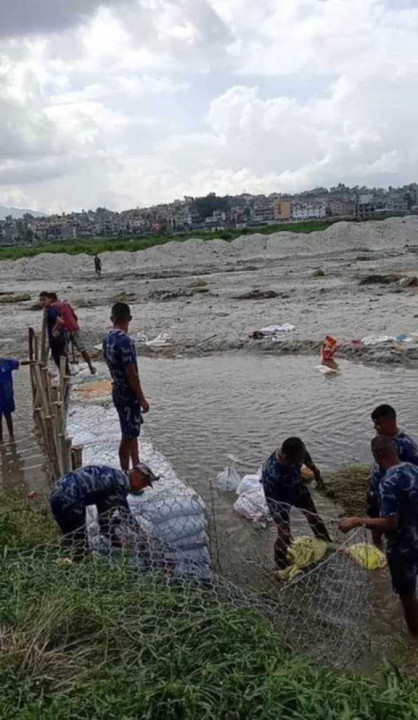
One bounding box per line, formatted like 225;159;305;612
261;437;331;569
50;462;158;554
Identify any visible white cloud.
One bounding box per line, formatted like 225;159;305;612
0;0;418;212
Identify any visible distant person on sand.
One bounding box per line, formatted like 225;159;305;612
261;437;331;569
40;292;96;375
94;254;102;279
39;292;69;373
50;463;159;555
0;357;19;441
102;303;150;471
339;436;418;636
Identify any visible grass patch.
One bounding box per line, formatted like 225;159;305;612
0;491;58;552
2;480;418;718
324;464;370;515
1;547;418;719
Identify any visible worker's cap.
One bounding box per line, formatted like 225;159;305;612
134;462;160;484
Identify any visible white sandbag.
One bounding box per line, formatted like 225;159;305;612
148;515;206;544
172;530;209;549
138;491;205;524
236;474;261;496
233;488;272;527
216;465;241;492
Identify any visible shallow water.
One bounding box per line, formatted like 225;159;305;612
0;367;46;494
139;352;417;613
141;353;417;489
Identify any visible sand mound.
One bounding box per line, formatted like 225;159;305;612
1;216;417;280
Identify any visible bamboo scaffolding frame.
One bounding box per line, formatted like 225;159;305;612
28;327;83;482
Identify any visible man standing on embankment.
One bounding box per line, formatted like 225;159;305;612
102;302;149;471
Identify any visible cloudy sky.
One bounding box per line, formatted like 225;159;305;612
1;0;417;213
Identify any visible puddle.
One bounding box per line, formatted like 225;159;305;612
0;367;47;494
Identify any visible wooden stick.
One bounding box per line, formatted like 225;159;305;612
41;311;48;365
28;328;34;363
71;445;83;470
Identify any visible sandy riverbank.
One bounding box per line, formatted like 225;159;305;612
0;216;417;364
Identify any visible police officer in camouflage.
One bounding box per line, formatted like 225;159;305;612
339;436;418;636
50;463;158;554
102;302;150;471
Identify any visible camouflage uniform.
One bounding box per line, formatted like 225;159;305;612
377;462;418;595
368;432;418;518
103;329;142;439
261;450;330;567
50;465;131;550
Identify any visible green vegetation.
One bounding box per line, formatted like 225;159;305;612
0;219;336;262
324;464;370;516
2;483;418;719
0;491;58;551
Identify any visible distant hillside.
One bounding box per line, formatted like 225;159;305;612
0;206;45;220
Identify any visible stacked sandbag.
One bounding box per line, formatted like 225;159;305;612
129;489;210;579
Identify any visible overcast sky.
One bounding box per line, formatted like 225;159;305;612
0;0;417;213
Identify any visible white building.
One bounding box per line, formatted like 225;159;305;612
291;201;327;220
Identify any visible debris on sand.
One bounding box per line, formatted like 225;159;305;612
149;289;193;302
251;323;295;340
114;291;137;302
145;332;173;348
359;274;400;286
0;293;31;303
235;289;279;300
398;276;418;288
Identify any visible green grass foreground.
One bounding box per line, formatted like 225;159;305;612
1;492;418;719
0;220;338;261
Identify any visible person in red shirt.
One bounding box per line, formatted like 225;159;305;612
39;292;96;374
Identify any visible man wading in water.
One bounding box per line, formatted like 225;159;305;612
340;436;418;636
261;437;331;568
103;303;149;471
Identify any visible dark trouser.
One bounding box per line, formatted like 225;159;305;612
50;337;68;371
273;487;331;568
50;497;87;558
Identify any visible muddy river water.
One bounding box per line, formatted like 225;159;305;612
142;353;416;485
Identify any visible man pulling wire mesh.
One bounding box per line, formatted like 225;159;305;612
261;437;331;569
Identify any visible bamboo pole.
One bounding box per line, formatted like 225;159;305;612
71;445;83;470
41;310;49;365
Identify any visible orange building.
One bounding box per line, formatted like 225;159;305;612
273;200;291;221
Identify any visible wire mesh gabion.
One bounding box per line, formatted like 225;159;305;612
1;487;373;670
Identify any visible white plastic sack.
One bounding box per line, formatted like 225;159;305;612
146;332;173;347
138;492;204;524
233;488;272;527
148;515;206;544
216;465;241;492
361;334;394;346
236;474;261;496
261;323;295;335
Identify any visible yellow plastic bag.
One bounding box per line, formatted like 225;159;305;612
277;536;329;581
344;543;387;570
